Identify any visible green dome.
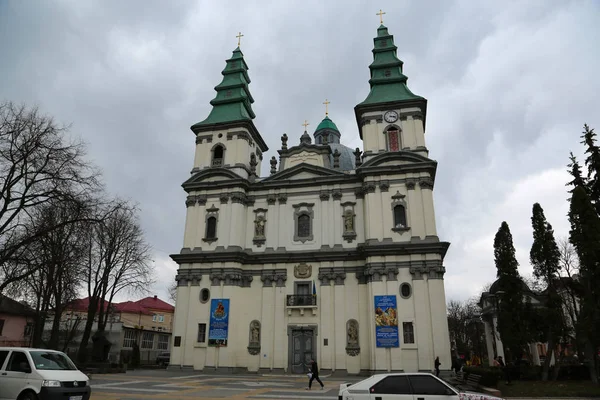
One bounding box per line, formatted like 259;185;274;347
315;116;339;133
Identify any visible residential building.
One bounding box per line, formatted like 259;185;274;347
0;294;35;347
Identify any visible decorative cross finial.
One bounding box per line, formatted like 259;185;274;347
302;120;310;130
376;9;386;24
236;31;244;47
323;99;330;116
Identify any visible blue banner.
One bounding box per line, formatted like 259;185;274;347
208;298;229;347
374;295;399;348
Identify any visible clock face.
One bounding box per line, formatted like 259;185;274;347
384;110;398;123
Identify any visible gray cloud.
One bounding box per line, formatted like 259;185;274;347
1;0;599;304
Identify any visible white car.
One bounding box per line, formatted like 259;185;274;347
0;347;91;400
338;372;503;400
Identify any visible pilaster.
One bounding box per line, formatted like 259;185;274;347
260;275;274;370
413;277;433;370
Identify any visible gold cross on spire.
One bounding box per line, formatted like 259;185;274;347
376;9;386;24
302;120;310;130
323;99;330;116
236;31;244;47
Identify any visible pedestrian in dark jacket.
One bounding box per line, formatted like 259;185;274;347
306;359;324;390
434;356;441;377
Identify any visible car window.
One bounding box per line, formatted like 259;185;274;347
409;375;452;395
0;350;9;369
7;351;30;372
371;376;412;394
30;351;77;370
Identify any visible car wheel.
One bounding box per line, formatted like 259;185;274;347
19;391;38;400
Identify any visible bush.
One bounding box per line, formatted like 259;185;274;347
550;364;591;380
519;365;541;380
463;366;503;388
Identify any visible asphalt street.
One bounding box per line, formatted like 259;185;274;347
89;369;349;400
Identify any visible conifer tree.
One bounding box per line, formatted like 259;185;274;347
530;203;564;380
566;152;588;193
494;222;520;278
493;221;529;362
568;186;600;384
581;124;600;213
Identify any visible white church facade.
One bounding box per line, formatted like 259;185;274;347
169;22;452;375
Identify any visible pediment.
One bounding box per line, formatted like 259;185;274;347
360;151;434;168
261;163;345;182
183;168;245;186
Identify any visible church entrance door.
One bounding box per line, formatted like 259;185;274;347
290;328;314;374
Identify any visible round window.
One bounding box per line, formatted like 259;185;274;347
400;283;412;298
200;288;210;303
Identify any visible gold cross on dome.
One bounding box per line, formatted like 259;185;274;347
323;99;330;116
302;120;310;130
236;31;244;47
376;9;386;24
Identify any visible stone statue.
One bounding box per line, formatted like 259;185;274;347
344;211;354;232
250;322;260;343
347;321;358;345
255;217;265;237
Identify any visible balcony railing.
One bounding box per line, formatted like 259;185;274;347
211;159;223;167
286;295;317;307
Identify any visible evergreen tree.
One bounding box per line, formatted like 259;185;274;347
568;186;600;384
530;203;565;380
494;221;519;278
566;152;588;193
581;124;600;212
493;221;529;362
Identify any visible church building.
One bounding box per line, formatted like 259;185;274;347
169;21;452;375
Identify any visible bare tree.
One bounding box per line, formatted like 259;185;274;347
168;281;177;304
447;297;486;363
77;200;154;362
0;102;100;295
20;200;92;349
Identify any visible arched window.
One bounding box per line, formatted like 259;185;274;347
385;127;401;152
297;214;310;238
206;216;217;239
393;205;407;228
212;144;224;167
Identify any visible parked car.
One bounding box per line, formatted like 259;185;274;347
0;347;91;400
156;352;170;366
338;372;503;400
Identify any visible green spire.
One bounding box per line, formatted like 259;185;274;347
357;25;424;106
191;47;256;131
315;116;339;133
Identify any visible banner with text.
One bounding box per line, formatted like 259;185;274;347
208;298;230;347
374;295;399;348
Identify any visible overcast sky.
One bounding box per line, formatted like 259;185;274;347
1;0;599;305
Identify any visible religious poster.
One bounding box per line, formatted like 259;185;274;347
208;298;230;346
374;295;399;347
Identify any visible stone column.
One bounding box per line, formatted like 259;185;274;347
229;193;247;247
318;266;333;370
333;270;347;372
493;316;505;360
530;343;540;366
260;270;275;371
273;269;287;371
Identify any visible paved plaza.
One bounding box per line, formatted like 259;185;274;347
89;369;349;400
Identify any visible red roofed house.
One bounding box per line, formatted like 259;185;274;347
53;295;174;363
0;294;35;347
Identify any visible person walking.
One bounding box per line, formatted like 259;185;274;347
306;359;324;390
434;356;441;377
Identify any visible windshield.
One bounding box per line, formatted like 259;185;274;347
30;351;77;370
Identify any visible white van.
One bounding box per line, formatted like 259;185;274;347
0;347;91;400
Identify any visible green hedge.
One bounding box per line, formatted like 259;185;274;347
463;366;503;388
